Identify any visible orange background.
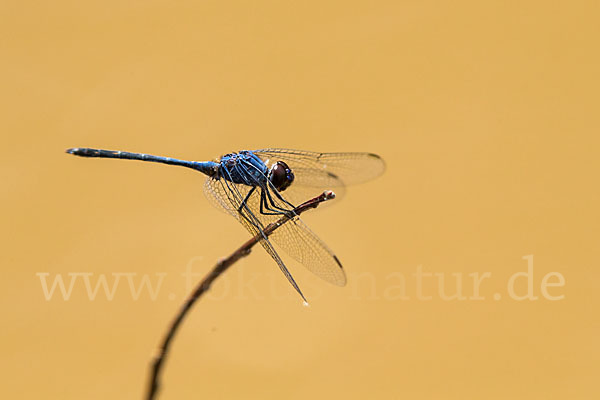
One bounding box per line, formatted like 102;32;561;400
1;1;598;399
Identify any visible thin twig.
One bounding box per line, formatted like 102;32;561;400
145;190;336;400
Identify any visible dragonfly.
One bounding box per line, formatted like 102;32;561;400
66;147;385;302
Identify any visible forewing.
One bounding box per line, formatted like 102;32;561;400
253;148;386;186
273;167;347;208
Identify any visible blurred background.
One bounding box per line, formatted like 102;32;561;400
1;1;598;399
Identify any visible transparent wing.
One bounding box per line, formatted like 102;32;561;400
270;166;347;208
203;168;346;286
253;148;386;186
203;176;240;218
203;176;308;301
259;183;346;286
269;216;346;286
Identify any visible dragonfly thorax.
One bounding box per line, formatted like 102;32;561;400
268;161;294;192
217;151;295;192
217;151;270;186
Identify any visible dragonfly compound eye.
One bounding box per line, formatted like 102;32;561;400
269;161;294;192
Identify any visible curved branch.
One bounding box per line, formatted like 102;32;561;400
146;190;336;400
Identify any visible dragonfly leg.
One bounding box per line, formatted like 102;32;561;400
236;186;256;214
266;184;296;209
263;188;295;219
264;186;296;216
218;172;258;228
259;188;287;216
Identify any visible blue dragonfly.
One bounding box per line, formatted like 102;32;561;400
66;147;385;302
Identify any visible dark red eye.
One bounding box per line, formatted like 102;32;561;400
269;161;294;191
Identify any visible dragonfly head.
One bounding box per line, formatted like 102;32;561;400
268;161;294;192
